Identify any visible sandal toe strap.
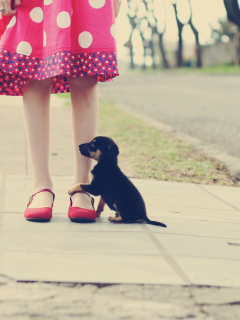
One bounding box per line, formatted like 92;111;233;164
27;188;55;206
70;191;95;211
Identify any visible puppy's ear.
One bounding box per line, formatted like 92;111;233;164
107;143;119;159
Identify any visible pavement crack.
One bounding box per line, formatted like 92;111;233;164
227;242;240;246
198;184;240;211
188;286;211;319
141;224;192;285
0;273;16;282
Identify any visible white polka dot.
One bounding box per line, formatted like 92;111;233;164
7;16;16;28
89;0;106;9
30;7;43;23
44;0;53;4
43;31;46;47
57;11;71;28
110;24;116;39
78;31;93;48
16;41;32;56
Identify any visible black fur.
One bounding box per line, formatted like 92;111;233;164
79;136;167;227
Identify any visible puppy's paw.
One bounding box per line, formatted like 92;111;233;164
68;183;83;195
108;216;123;223
96;210;102;217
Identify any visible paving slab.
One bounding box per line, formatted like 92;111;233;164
0;229;159;255
155;233;240;260
1;175;240;288
173;256;240;287
151;206;240;223
0;252;184;284
147;216;240;239
2;214;145;232
201;184;240;210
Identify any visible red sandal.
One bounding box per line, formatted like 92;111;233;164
68;191;97;222
24;189;55;222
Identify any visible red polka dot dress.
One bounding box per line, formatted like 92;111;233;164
0;0;119;96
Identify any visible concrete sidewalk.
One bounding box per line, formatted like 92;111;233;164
0;94;240;319
1;175;240;287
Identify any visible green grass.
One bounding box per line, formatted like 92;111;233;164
58;92;71;99
97;101;235;185
119;61;240;76
57;93;236;185
195;64;240;75
162;64;240;75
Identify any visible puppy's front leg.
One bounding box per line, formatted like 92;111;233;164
68;183;88;195
96;196;105;217
68;181;101;196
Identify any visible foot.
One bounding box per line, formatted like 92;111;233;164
28;189;54;208
70;192;94;211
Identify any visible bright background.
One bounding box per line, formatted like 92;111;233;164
115;0;228;63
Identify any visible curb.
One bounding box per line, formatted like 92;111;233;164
117;103;240;182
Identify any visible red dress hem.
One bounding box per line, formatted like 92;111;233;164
0;48;119;96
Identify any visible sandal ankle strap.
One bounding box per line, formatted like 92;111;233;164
28;188;55;207
70;191;95;211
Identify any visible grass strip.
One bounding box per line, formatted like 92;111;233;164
57;93;236;186
97;101;236;186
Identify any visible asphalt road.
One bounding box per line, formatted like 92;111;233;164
99;73;240;159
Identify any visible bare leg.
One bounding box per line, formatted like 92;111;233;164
22;78;54;208
67;76;99;210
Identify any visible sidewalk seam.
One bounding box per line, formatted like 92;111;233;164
141;224;192;285
197;185;240;211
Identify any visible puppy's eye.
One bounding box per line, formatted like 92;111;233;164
89;143;96;151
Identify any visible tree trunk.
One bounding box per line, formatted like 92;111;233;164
149;39;156;69
233;32;240;65
223;0;240;64
177;24;184;67
172;3;184;67
158;33;169;68
126;15;136;69
189;18;202;67
223;0;240;29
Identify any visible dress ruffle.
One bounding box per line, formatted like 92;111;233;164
0;48;118;95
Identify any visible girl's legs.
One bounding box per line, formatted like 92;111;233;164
67;75;99;210
22;78;54;208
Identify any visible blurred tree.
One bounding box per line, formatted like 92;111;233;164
188;0;201;67
124;13;137;69
223;0;240;28
171;0;184;67
151;0;169;68
223;0;240;64
211;18;238;42
126;0;169;69
170;0;202;67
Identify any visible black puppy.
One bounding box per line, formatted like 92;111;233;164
68;136;167;227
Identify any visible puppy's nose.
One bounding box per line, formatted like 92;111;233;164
79;144;84;153
79;143;88;156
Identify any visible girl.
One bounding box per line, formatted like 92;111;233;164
0;0;120;222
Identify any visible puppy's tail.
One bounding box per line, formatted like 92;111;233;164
145;218;167;228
